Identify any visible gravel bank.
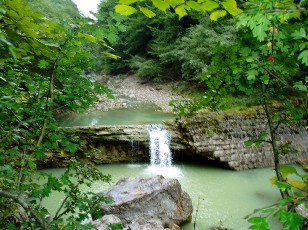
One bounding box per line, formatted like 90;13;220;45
90;75;185;113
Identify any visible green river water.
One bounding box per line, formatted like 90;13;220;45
58;104;174;127
40;163;283;230
54;104;284;229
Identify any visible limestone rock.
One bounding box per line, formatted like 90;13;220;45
100;175;193;228
91;214;122;230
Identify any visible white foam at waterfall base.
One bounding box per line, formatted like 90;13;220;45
146;125;182;178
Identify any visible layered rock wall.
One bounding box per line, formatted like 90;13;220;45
168;108;308;170
60;108;308;170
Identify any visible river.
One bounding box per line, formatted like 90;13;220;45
40;163;283;230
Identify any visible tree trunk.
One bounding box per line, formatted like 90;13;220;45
262;96;289;198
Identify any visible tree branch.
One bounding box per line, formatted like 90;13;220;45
0;188;51;230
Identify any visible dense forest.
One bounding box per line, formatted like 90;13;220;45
0;0;307;229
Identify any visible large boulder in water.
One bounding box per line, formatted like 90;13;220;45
99;175;193;228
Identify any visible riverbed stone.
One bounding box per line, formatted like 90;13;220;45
99;175;193;228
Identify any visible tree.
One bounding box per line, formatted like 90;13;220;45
114;0;308;228
23;0;80;22
0;0;114;228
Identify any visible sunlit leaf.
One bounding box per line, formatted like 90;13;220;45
151;0;169;12
270;176;278;185
83;34;97;43
210;10;227;21
102;52;121;60
287;180;307;188
115;5;137;16
167;0;185;8
119;0;140;5
186;1;202;11
139;7;156;18
221;0;243;16
175;5;187;19
201;1;219;11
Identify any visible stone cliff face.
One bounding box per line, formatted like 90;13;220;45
58;108;307;170
168;108;307;170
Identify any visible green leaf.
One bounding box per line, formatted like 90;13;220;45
168;0;185;8
252;24;267;42
102;52;121;60
246;69;258;81
151;0;169;12
83;34;97;43
175;5;187;19
275;181;291;191
283;212;304;230
246;57;254;62
292;28;306;39
288;180;306;188
259;131;267;139
293;81;307;92
139;7;156;18
115;5;137;16
275;210;304;230
260;75;269;85
38;59;49;69
200;1;219;11
186;1;202;11
298;50;308;66
119;0;140;4
210;10;227;21
28;159;37;169
247;217;270;230
280;165;298;175
221;0;243;16
260;206;276;214
245;140;254;147
278;196;293;206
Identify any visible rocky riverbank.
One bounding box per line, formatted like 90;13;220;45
89;75;186;113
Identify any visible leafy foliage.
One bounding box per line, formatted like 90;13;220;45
23;0;80;22
96;0;190;77
115;0;242;19
121;0;308;229
169;16;237;81
0;0;114;228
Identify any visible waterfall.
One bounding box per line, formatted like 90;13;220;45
147;124;172;167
